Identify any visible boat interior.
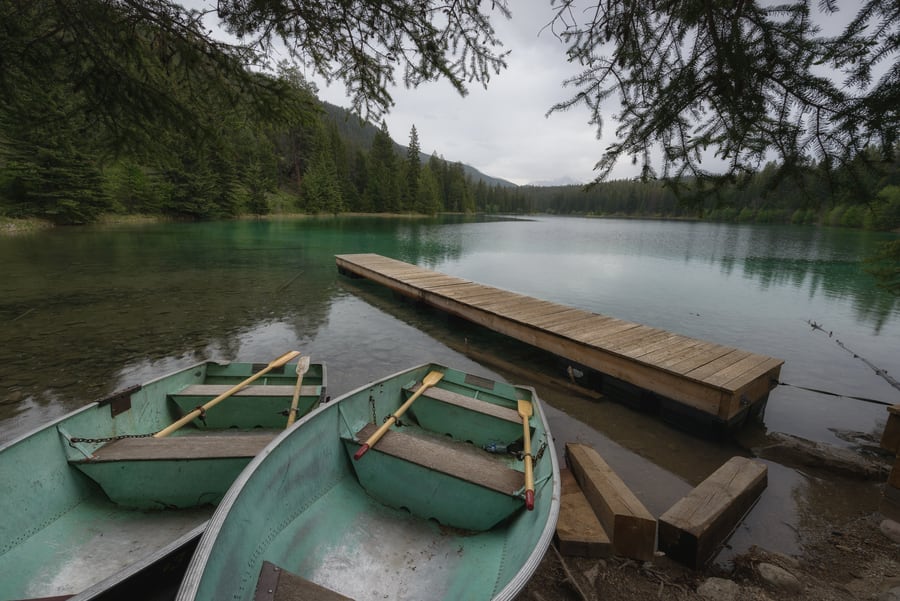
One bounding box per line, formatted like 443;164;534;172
0;361;326;600
187;365;558;601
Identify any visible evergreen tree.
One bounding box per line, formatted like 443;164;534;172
366;121;400;212
405;125;422;211
548;1;899;195
416;164;443;214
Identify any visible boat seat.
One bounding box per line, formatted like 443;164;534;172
172;384;319;398
407;384;521;424
73;431;277;462
255;560;354;601
355;424;523;495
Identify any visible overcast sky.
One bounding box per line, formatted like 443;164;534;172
309;5;614;186
196;2;864;187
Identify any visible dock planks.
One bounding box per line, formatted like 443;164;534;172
336;253;783;424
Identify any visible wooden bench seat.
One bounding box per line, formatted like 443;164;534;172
173;384;319;398
355;423;522;495
81;431;277;462
255;561;353;601
407;383;521;424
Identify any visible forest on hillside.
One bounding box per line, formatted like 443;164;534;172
1;1;898;239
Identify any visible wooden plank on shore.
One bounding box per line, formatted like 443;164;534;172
566;443;656;561
658;456;767;568
556;468;613;558
880;405;900;453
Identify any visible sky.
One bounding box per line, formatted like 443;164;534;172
193;2;867;188
307;5;613;187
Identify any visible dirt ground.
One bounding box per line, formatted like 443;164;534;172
519;508;900;601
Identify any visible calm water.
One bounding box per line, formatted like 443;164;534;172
2;215;899;558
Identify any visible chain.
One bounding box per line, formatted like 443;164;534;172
69;431;158;444
535;441;547;462
370;395;377;424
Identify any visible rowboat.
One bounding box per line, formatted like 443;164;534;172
177;362;560;601
0;352;326;601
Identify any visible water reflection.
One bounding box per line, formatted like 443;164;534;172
2;216;898;449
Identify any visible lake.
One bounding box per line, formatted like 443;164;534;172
2;215;898;559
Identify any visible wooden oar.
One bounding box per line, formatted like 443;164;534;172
286;355;311;428
518;399;535;510
353;370;444;460
154;350;302;438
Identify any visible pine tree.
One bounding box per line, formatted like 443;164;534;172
405;125;422;212
366;121;400;212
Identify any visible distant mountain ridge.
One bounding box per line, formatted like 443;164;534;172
321;102;517;188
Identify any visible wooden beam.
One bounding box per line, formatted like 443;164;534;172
880;405;900;454
556;468;612;558
658;456;767;568
565;443;656;561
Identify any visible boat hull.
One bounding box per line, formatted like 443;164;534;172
178;363;560;601
0;358;325;600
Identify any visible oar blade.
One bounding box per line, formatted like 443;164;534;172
296;355;311;375
422;370;444;387
517;399;533;418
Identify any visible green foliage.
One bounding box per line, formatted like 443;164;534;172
872;186;900;231
865;240;900;295
548;0;899;198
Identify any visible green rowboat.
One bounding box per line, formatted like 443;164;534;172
177;362;560;601
0;354;326;601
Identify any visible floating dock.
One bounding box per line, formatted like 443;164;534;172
336;253;783;434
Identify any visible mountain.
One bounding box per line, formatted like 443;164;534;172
527;175;585;187
321;102;517;188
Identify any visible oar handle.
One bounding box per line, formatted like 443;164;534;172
354;371;443;460
155;350;301;438
286;356;311;428
522;407;535;511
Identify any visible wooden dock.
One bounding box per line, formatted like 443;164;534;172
336;253;783;432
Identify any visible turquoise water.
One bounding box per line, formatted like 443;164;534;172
2;214;899;562
2;215;898;449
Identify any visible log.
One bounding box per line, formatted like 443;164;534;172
658;456;767;568
565;443;656;561
555;468;612;558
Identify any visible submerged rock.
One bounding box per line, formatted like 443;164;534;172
880;519;900;544
697;577;740;600
753;432;890;480
757;562;803;593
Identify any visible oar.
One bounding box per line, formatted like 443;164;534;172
286;355;311;428
518;399;535;510
353;370;444;460
154;350;302;438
